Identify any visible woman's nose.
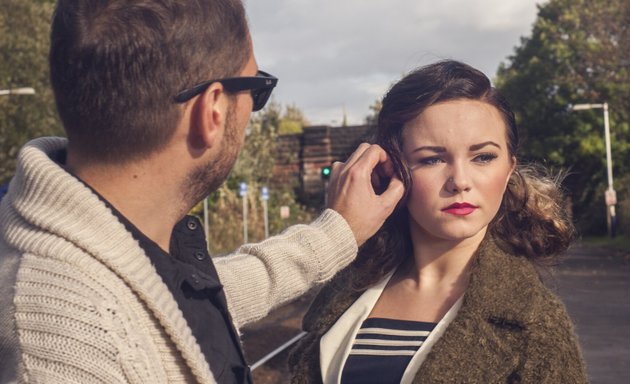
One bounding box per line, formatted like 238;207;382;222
444;167;471;194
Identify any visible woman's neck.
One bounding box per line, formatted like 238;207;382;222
369;228;487;323
403;227;487;289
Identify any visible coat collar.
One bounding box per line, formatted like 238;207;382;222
304;236;544;334
462;237;544;327
298;235;547;382
411;238;546;382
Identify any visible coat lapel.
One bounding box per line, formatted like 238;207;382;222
411;239;543;383
294;237;546;384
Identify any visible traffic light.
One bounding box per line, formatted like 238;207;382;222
321;165;332;180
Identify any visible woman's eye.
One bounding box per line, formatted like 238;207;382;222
419;157;443;165
473;153;498;163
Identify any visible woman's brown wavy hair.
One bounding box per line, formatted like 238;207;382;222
351;60;575;289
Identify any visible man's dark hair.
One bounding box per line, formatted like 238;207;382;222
50;0;250;163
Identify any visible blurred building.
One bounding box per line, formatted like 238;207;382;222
274;124;375;206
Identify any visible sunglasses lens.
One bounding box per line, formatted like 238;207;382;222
252;87;273;111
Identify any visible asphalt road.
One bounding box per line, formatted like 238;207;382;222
242;242;630;383
554;243;630;384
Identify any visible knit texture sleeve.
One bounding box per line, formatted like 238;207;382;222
0;246;22;384
214;209;358;328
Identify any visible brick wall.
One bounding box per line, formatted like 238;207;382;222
274;124;376;205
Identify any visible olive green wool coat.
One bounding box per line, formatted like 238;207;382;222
289;239;588;383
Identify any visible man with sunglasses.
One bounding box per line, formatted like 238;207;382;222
0;1;404;383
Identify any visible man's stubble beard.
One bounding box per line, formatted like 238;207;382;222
184;102;243;206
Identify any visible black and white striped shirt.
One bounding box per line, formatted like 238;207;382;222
340;318;437;384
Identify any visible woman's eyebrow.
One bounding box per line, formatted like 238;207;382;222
469;141;501;151
411;142;501;153
411;146;446;153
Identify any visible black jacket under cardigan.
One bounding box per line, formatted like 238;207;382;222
289;239;588;383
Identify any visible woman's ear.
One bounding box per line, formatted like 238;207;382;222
505;156;517;188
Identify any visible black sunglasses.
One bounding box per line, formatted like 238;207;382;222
174;70;278;111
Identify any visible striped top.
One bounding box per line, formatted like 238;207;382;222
340;318;437;384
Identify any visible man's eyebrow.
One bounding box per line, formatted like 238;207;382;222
411;146;446;154
470;141;501;151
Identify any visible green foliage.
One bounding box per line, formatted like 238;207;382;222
495;0;630;234
230;100;281;185
278;103;308;135
278;120;303;135
199;101;315;254
364;99;382;125
0;0;62;185
194;182;315;255
581;233;630;255
614;173;630;238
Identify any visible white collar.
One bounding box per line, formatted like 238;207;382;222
319;271;463;384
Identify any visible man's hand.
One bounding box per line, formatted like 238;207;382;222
327;143;405;246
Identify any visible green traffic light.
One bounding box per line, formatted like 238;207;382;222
321;166;332;179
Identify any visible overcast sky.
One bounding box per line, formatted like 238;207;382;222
244;0;543;125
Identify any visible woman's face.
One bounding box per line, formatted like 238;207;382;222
402;99;515;244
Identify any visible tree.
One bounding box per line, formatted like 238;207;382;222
198;101;316;254
496;0;630;234
364;99;382;126
230;99;281;184
278;103;308;135
0;0;61;185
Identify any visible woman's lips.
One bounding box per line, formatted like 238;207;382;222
442;202;478;216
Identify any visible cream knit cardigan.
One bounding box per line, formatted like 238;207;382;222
0;137;358;384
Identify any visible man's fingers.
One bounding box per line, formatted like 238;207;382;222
329;161;343;183
375;157;396;179
343;143;372;168
371;156;399;194
351;144;389;177
378;176;405;209
371;170;382;192
340;144;395;196
331;161;343;174
326;143;405;246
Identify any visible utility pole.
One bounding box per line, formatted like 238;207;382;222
261;186;269;239
240;182;248;243
572;103;617;237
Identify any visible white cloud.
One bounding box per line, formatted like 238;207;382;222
244;0;542;125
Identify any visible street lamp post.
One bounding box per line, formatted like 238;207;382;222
0;87;36;96
572;102;617;237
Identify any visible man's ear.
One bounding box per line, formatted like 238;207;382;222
189;83;228;151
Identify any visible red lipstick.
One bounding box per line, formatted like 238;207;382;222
442;202;478;216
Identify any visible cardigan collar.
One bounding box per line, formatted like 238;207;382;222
1;137;215;383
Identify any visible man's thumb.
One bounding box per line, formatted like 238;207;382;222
378;177;405;211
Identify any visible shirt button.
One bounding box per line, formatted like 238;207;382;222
187;220;198;231
194;251;206;261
